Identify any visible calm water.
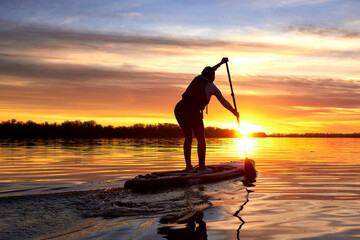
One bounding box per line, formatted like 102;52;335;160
0;138;360;239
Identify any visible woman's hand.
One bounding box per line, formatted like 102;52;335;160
232;109;239;118
221;57;229;64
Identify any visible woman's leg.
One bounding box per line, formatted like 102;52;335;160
182;127;193;168
175;100;193;169
193;119;205;168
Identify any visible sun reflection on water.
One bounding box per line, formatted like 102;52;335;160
235;137;257;159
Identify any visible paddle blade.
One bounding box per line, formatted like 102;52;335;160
244;158;257;180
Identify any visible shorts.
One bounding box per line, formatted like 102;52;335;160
174;98;204;131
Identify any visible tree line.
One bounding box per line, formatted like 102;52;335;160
268;133;360;138
0;119;239;139
1;119;358;139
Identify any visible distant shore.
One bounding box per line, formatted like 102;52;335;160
0;120;359;138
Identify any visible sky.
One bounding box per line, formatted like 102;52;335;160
0;0;359;133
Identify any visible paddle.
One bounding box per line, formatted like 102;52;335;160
225;60;246;158
225;60;257;180
225;61;240;128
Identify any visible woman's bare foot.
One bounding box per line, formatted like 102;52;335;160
185;165;194;172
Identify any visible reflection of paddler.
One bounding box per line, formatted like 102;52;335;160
174;58;239;173
158;211;207;240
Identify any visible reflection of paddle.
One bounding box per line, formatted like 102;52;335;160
225;61;240;128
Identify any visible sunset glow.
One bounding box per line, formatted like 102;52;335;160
240;123;263;135
224;122;263;136
1;1;359;133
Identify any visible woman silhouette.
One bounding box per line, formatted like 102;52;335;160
174;57;239;173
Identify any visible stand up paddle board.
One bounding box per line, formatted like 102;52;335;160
124;158;257;192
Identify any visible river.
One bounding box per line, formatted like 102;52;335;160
0;138;359;239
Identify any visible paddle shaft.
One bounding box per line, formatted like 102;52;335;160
225;61;251;160
225;62;240;128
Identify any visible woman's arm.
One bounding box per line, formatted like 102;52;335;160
207;83;239;117
212;57;228;71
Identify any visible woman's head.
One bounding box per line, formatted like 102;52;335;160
201;66;215;82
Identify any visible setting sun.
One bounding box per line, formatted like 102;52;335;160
240;122;262;135
224;122;263;136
